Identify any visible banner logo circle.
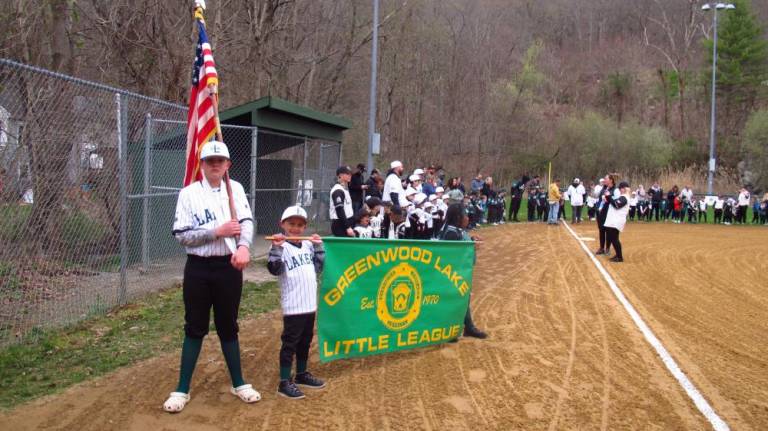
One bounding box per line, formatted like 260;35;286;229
377;262;423;331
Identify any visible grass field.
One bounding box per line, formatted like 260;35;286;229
505;198;762;224
0;281;278;409
2;222;766;430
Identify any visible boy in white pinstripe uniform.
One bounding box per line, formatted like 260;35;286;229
268;206;327;399
164;141;260;413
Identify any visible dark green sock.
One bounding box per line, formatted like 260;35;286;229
296;360;308;374
176;335;203;394
280;366;292;381
220;338;246;388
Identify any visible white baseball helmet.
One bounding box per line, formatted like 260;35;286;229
280;205;307;222
200;141;230;160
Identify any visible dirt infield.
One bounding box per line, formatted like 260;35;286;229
570;221;768;430
2;222;766;430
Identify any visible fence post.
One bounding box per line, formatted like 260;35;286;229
302;137;309;206
142;113;152;271
250;127;258;237
116;93;128;305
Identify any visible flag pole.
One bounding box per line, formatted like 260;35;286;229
194;4;238;229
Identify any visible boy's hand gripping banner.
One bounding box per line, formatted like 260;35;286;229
318;238;474;362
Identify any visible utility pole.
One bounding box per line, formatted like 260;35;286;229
366;0;379;172
703;3;735;195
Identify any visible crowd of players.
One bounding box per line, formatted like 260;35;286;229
330;163;768;242
329;161;510;240
510;176;768;226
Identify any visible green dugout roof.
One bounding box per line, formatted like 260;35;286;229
219;96;352;142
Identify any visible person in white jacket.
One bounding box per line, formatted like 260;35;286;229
566;178;586;223
383;160;409;208
737;187;750;224
604;181;631;263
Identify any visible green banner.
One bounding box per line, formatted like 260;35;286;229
318;237;475;362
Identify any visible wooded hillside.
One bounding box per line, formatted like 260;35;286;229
2;0;767;187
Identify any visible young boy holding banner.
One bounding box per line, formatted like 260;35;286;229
268;206;327;399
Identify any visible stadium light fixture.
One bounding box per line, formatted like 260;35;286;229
701;3;735;196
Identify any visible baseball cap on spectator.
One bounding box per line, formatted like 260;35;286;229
390;160;403;169
336;165;352;175
413;168;425;176
408;174;421;182
200;141;230;160
618;181;630;189
435;186;445;193
281;205;307;222
413;193;427;205
405;186;418;196
428;194;437;201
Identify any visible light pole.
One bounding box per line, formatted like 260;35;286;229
702;2;735;196
366;0;379;173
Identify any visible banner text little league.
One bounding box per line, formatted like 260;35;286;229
323;325;461;357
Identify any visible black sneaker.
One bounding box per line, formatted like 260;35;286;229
277;379;305;399
295;372;326;389
594;248;605;255
610;256;624;263
463;325;488;339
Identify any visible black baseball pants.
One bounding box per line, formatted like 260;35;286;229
605;227;622;259
527;198;536;221
738;205;748;224
183;254;242;342
597;209;609;252
510;198;521;221
572;205;582;223
280;312;316;370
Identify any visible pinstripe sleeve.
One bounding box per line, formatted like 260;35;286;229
232;181;254;249
173;188;216;246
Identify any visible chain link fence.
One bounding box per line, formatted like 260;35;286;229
0;59;341;345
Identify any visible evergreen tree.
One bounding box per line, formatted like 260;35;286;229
704;0;768;108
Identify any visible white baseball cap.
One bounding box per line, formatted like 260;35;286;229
200;141;230;160
413;168;425;176
405;186;418;196
414;193;427;205
428;194;437;201
390;160;403;169
435;186;444;193
280;205;307;222
408;174;421;182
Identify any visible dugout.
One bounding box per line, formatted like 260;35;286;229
128;96;351;265
218;96;352;234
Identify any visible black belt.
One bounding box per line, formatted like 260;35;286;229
187;254;232;263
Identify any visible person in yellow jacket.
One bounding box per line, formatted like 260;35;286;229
547;179;562;225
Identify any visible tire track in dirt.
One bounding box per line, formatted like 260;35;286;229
543;229;578;431
558;226;613;430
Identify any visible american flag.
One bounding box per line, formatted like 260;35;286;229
184;18;219;187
